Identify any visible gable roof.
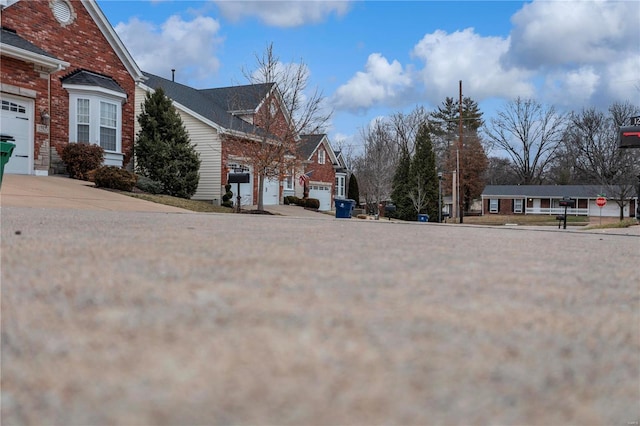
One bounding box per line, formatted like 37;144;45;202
140;72;267;137
199;83;274;113
0;26;69;71
482;185;626;198
298;134;325;160
61;69;126;94
299;134;339;165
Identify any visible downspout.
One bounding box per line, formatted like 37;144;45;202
48;71;52;175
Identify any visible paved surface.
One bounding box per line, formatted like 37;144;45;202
2;203;639;425
0;175;190;213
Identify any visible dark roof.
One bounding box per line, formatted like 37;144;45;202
199;83;274;112
482;185;619;198
61;69;125;94
298;134;325;160
142;72;263;135
0;27;60;60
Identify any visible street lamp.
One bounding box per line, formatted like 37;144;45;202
438;171;443;223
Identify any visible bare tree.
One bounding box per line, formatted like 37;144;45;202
353;119;398;214
563;102;640;220
484;98;566;184
238;42;332;210
388;106;430;154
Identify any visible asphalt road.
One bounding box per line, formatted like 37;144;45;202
1;206;639;425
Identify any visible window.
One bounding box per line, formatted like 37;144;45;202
1;100;26;113
100;102;117;151
77;99;90;143
67;93;123;153
318;149;325;164
513;199;523;213
284;169;294;190
489;199;499;213
335;174;345;198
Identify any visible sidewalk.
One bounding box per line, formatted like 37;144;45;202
0;175;190;213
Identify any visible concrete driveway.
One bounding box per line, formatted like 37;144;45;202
0;174;191;213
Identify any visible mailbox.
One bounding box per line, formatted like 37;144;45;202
619;126;640;149
228;172;250;184
558;197;575;208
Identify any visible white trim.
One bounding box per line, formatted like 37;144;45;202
62;83;127;102
0;43;69;72
67;91;123;158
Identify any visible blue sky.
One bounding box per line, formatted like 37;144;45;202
99;0;640;152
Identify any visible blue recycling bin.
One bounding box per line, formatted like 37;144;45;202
335;199;355;218
418;214;429;222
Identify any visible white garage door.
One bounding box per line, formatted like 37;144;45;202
309;184;332;211
228;164;253;207
1;95;33;175
262;176;279;206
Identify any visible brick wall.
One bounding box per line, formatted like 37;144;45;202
1;0;136;171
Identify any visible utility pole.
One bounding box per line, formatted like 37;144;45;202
458;80;464;224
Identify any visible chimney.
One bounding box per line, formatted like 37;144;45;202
171;69;175;82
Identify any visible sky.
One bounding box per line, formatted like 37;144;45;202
98;0;640;153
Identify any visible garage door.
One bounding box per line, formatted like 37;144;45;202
1;96;33;175
309;184;332;211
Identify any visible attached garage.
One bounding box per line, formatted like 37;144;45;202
309;183;332;211
1;94;33;175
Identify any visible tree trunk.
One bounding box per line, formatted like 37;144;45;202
257;172;265;211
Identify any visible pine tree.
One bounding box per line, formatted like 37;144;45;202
135;88;201;199
390;147;414;220
347;173;360;207
408;124;439;221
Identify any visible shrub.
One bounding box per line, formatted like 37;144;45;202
135;88;200;199
94;166;138;192
305;198;320;210
60;143;104;180
283;196;290;205
295;197;306;207
288;196;300;205
136;175;164;194
222;184;234;208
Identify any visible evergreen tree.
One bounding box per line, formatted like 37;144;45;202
135;88;201;199
347;173;360;207
408;124;439;221
390;147;414;220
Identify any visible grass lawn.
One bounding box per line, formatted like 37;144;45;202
125;193;233;213
457;214;590;226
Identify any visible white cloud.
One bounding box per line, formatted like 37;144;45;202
114;15;223;84
214;1;351;27
412;28;534;104
506;0;638;69
332;53;413;111
543;67;600;107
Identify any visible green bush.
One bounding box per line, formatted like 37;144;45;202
60;143;104;180
222;184;234;208
136;175;164;194
305;198;320;210
94;166;138;192
283;196;290;205
295;197;306;207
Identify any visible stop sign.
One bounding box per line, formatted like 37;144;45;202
596;196;607;207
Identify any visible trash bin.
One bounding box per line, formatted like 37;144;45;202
335;199;354;218
418;214;429;222
0;137;16;189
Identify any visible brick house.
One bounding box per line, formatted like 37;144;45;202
481;185;637;218
136;72;299;206
298;134;341;211
0;0;143;175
